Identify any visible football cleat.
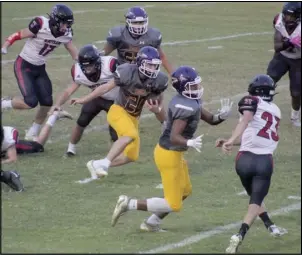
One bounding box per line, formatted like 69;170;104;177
65;151;76;157
140;220;167;232
268;224;288;237
111;195;130;227
226;234;242;254
86;160;108;179
55;110;73;120
1;170;24;192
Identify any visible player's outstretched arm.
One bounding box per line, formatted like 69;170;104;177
64;41;78;61
1;28;34;54
2;145;17;164
70;79;116;105
200;98;233;125
222;111;253;154
49;82;80;115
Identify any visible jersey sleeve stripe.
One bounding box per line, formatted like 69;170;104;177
175;104;194;111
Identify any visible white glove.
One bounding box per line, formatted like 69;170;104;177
187;134;203;152
1;47;8;54
217;98;233;120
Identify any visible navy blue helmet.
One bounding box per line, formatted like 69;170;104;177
136;46;161;78
282;2;301;28
172;66;203;99
48;4;74;37
248;74;276;102
78;44;102;78
125;6;148;35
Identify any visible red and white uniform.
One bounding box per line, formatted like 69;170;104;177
19;16;72;66
72;56;119;101
239;96;281;155
2;126;18;152
274;13;301;59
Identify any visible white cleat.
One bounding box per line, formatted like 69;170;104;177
55;110;73;120
140;220;167;232
268;224;288;237
111;195;130;227
226;234;242;254
291;118;301;127
86;160;108;180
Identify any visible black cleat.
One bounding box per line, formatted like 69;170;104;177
65;151;76;157
1;170;24;192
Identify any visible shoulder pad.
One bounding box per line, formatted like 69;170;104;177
170;96;198;120
152;72;169;95
273;13;280;26
28;16;44;34
148;27;162;48
238;96;259;115
106;25;124;48
114;63;134;87
108;57;118;73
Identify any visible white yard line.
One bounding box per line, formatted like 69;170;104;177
10;3;215;21
1;31;272;65
137;202;301;254
288;196;301;200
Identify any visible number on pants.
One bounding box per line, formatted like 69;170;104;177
39;43;56;56
257;111;280;141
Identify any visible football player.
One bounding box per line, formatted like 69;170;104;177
48;44;119;156
102;6;173;75
1;125;23;192
71;46;168;179
216;75;286;253
1;110;72;160
109;66;233;229
1;4;78;140
267;2;301;126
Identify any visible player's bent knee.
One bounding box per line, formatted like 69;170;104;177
40;97;53;107
77;116;90;128
249;192;267;206
24;97;39;108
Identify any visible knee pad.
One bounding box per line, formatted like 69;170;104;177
77;110;95;128
24;96;39;108
39;96;53;107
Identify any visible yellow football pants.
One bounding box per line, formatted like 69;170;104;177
107;104;140;161
154;144;192;212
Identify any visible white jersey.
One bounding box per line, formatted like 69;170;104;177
20;16;72;66
73;56;119;101
2;126;18;152
274;13;301;59
239;97;281;155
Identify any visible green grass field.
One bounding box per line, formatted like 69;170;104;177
1;2;301;254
